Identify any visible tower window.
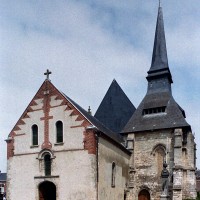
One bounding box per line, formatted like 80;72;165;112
143;106;166;115
111;162;116;187
44;154;51;176
32;124;38;146
56;121;63;143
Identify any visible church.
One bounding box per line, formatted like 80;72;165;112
6;4;197;200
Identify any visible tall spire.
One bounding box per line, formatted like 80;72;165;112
147;5;172;83
123;3;190;134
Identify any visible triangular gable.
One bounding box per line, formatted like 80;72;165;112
8;80;124;146
8;80;92;138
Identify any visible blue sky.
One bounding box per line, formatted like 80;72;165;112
0;0;200;171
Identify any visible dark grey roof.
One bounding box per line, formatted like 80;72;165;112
0;173;6;181
95;80;136;133
61;92;124;144
123;6;190;133
197;170;200;178
123;92;190;133
147;6;172;83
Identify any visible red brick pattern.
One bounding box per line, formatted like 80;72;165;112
6;132;15;159
7;80;95;158
41;81;53;149
84;129;97;155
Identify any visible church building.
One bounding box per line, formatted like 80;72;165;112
6;4;196;200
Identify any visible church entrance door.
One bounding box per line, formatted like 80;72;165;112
39;181;56;200
138;189;150;200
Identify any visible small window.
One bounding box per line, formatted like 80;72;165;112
44;154;51;176
143;106;166;115
56;121;63;143
32;125;38;146
111;162;116;187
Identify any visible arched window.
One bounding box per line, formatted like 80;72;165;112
32;124;38;146
56;121;63;143
111;162;116;187
44;154;51;176
152;144;166;176
155;147;166;176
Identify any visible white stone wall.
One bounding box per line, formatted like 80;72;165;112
98;137;130;200
7;151;97;200
7;95;97;200
14;100;85;155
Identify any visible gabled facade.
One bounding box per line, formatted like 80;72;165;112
123;5;196;200
6;78;130;200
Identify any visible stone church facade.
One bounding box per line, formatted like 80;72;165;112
6;5;196;200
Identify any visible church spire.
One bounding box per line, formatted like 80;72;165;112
147;5;172;83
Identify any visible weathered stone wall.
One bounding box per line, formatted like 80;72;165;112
128;129;173;200
98;137;130;200
126;128;196;200
173;129;196;200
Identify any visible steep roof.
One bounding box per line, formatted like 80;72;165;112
196;170;200;178
94;80;136;133
8;79;125;147
62;92;124;144
123;92;190;133
0;173;6;181
147;6;172;83
123;6;190;133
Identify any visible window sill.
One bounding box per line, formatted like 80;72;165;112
34;175;59;179
30;145;39;148
54;142;64;146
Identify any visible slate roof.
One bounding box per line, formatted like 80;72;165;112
147;6;172;83
197;170;200;178
62;92;124;144
123;92;190;133
0;173;6;181
94;80;135;133
123;6;190;133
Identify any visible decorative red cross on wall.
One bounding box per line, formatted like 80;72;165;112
41;80;53;149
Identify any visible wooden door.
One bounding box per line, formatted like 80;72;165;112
138;189;150;200
39;181;56;200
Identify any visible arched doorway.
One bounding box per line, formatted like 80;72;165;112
39;181;56;200
138;189;150;200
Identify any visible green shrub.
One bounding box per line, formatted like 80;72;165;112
197;192;200;200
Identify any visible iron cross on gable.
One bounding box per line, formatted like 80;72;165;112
44;69;52;80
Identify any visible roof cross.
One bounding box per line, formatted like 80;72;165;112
44;69;52;80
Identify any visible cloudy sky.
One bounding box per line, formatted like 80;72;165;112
0;0;200;171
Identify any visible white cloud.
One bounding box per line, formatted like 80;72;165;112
0;0;200;171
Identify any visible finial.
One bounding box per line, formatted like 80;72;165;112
88;106;92;115
44;69;52;80
159;0;161;7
